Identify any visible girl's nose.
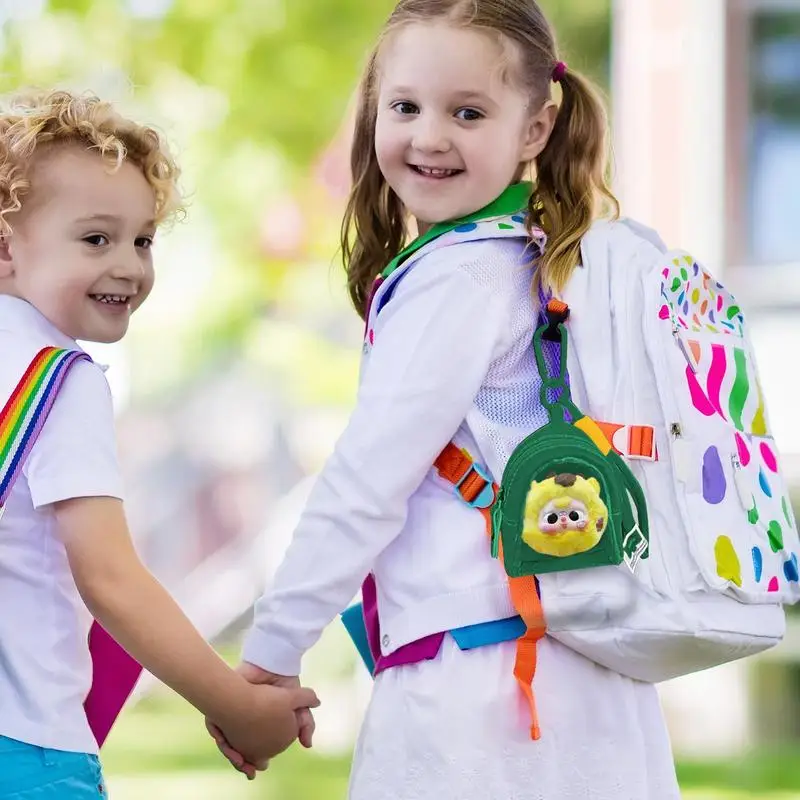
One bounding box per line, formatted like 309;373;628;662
411;115;451;154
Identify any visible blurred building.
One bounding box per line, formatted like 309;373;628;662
613;0;800;758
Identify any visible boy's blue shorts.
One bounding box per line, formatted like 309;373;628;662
0;735;107;798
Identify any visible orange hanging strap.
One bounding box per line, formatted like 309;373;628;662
434;442;545;740
508;575;546;739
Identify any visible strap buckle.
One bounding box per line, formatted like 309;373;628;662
593;421;658;462
453;462;496;509
542;298;570;342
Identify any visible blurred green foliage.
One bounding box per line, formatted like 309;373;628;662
0;0;611;397
103;686;351;798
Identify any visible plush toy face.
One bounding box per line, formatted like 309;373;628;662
522;473;608;558
538;497;590;534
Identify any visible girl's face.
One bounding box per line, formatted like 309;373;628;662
374;22;556;232
0;145;157;343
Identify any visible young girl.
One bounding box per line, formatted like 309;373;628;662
223;1;682;797
0;89;317;798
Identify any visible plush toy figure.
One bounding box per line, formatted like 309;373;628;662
522;473;608;557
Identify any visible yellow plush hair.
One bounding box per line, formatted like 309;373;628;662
522;474;608;558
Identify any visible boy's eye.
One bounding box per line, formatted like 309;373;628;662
455;108;483;122
392;101;419;116
135;236;154;250
83;234;109;247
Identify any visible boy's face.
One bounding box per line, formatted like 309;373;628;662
1;144;157;343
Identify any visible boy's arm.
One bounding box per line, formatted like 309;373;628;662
22;360;317;768
56;495;318;765
58;496;252;724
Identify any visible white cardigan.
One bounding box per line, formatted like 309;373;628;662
243;234;547;676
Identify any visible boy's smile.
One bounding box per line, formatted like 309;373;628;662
0;145;157;343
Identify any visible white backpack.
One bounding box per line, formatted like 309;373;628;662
543;218;798;681
348;208;797;686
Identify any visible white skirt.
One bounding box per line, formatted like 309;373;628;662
348;634;681;800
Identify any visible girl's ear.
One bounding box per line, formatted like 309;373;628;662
520;100;559;163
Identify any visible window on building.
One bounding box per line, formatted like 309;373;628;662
747;9;800;265
729;3;800;268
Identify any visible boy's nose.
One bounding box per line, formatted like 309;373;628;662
113;251;146;281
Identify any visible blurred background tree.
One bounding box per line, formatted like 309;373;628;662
0;0;611;401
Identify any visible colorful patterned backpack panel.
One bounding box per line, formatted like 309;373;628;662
656;255;799;602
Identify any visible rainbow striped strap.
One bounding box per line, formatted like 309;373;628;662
0;347;91;511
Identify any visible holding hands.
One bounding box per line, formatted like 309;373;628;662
206;663;318;779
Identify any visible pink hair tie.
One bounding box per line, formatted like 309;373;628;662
552;61;567;83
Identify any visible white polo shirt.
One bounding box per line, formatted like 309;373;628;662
0;296;124;754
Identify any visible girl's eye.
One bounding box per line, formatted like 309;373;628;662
456;108;483;122
83;234;109;247
546;513;559;525
135;237;154;250
569;510;582;522
392;101;419;116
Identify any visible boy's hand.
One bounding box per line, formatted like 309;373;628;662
206;663;318;779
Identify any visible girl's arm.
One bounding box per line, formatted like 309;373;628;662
55;495;318;765
242;242;515;677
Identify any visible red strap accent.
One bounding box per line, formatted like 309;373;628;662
434;442;543;740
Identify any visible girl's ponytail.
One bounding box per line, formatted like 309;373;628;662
529;67;619;293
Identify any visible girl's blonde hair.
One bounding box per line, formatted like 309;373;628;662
341;0;618;319
0;89;183;235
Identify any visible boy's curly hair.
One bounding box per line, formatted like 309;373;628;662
0;89;183;236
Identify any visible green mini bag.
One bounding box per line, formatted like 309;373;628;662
492;302;651;578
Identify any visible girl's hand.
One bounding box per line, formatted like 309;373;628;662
206;662;318;778
209;680;317;775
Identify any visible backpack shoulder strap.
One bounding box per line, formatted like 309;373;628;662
0;345;142;745
0;346;91;515
366;213;537;330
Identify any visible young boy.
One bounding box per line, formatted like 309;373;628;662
0;90;317;797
